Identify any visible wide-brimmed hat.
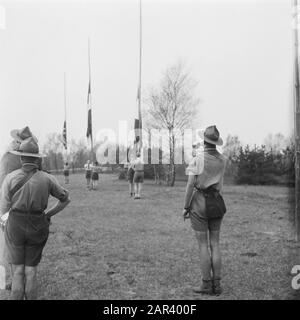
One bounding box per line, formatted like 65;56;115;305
198;125;223;146
10;137;44;158
10;126;38;142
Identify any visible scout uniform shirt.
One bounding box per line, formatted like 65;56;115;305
0;163;69;215
184;148;226;215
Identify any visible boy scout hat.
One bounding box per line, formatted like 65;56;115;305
10;126;38;143
199;125;223;146
10;137;44;158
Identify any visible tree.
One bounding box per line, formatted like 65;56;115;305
263;133;288;154
144;62;200;186
223;135;242;180
42;133;64;171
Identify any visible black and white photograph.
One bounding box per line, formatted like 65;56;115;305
0;0;299;304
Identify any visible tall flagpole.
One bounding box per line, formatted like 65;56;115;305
64;72;67;157
138;0;142;151
293;0;300;241
88;37;94;159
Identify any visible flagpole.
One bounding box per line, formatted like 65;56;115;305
88;37;94;160
64;72;67;158
293;0;300;241
138;0;142;151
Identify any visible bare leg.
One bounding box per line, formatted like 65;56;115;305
194;231;212;280
138;183;142;198
10;264;25;300
24;266;38;300
129;183;134;195
209;230;221;280
134;183;138;198
87;178;91;189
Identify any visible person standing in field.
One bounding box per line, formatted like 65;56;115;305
127;157;135;197
0;126;38;291
91;161;101;190
0;137;70;300
63;162;70;184
84;160;92;189
183;125;227;296
132;152;144;199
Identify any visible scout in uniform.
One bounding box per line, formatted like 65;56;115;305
63;162;70;184
127;157;135;197
0;126;38;291
91;161;101;190
132;152;144;199
84;160;92;189
183;126;226;295
0;137;71;300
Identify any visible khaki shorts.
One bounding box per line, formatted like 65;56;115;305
5;212;49;267
190;211;222;232
133;171;144;183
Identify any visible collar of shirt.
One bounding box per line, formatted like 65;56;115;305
22;163;39;172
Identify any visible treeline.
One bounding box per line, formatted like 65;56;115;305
223;134;295;186
42;132;295;186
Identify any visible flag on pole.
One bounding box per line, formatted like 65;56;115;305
134;118;140;144
62;72;67;151
62;120;67;150
86;81;92;141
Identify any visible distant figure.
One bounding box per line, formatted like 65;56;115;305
91;161;101;190
63;162;70;184
84;160;92;188
0;137;70;300
183;125;226;296
133;152;144;199
127;157;135;197
0;126;37;291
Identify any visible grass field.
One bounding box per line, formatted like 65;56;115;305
0;173;299;300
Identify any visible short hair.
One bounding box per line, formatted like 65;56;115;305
21;156;39;164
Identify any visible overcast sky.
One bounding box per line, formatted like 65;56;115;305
0;0;294;156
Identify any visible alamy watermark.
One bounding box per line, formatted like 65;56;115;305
291;265;300;290
91;121;207;165
0;265;5;290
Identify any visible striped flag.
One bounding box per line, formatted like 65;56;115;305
134;118;140;144
62;120;67;150
86;81;92;141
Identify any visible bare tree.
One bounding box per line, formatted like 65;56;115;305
145;62;200;186
42;133;64;171
263;133;288;154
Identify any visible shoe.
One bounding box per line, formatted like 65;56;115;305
212;279;222;295
193;279;213;295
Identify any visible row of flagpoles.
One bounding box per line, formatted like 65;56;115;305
61;37;93;161
62;0;143;163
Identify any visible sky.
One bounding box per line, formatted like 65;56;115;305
0;0;294;156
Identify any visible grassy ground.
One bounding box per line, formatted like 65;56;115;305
0;173;298;300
